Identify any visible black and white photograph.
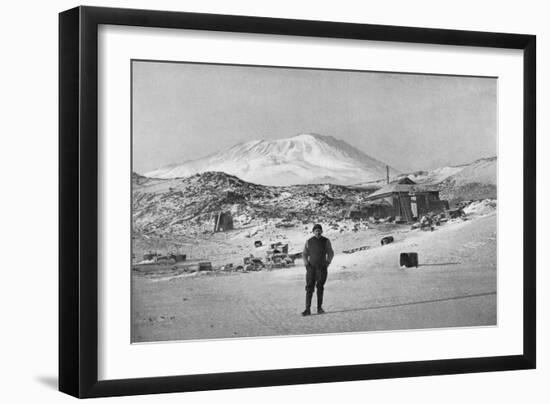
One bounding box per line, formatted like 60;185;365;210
131;60;497;343
1;0;544;402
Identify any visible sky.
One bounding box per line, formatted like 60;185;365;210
132;60;496;174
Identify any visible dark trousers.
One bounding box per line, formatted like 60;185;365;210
305;265;328;309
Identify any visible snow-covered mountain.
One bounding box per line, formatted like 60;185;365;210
144;133;398;186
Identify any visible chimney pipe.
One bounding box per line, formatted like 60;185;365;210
386;165;390;184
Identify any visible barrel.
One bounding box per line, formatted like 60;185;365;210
381;236;394;245
399;252;418;268
198;261;212;271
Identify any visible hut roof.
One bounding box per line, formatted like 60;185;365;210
366;177;439;200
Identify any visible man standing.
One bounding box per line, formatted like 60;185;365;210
302;224;334;316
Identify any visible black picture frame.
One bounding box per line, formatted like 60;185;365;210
59;6;536;399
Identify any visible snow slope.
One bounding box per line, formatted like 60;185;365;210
355;156;496;187
144;133;398;186
443;157;496;186
437;157;497;203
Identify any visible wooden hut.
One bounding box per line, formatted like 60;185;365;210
365;177;448;222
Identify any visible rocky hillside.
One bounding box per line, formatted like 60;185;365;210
133;171;375;239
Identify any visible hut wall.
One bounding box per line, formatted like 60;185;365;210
392;196;400;210
349;204;395;220
416;193;430;216
391;194;413;221
363;205;394;218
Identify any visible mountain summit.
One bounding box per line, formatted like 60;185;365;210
144;133;398;186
